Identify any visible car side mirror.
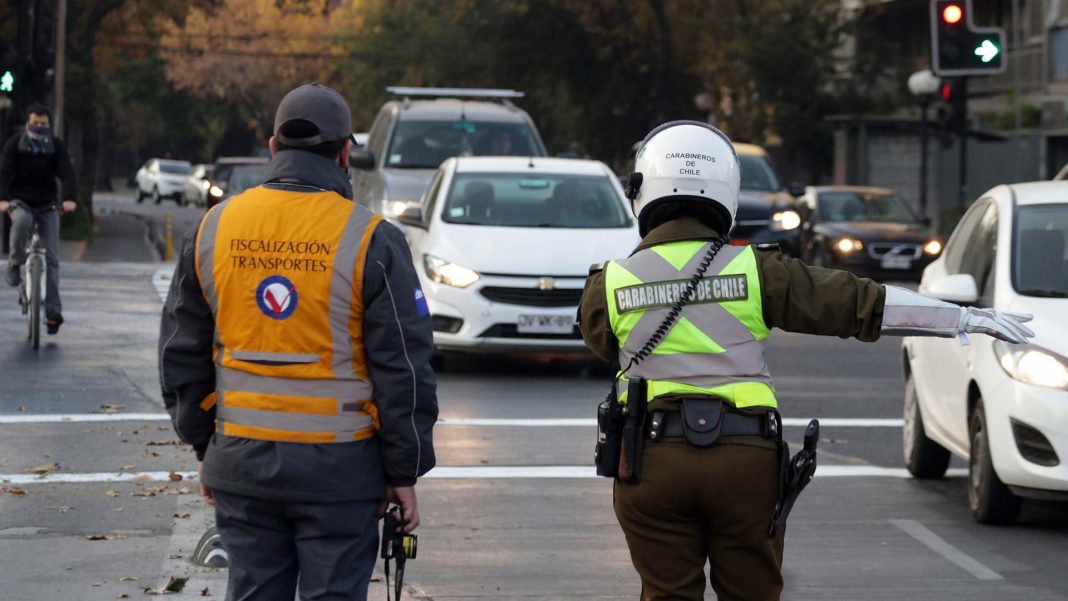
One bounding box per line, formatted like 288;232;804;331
395;203;425;228
788;182;806;197
924;273;979;304
350;149;375;171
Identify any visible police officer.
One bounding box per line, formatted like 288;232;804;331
160;83;438;601
579;121;1033;601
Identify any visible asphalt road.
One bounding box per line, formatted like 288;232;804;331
0;204;1066;600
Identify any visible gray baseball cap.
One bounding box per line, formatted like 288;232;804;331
273;83;354;147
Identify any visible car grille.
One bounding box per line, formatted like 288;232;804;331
479;287;583;307
479;324;582;340
867;243;921;259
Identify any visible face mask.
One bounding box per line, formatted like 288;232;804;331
27;124;51;138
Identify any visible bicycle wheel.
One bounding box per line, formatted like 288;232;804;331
27;256;42;350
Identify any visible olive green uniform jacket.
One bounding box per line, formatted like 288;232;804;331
580;218;887;366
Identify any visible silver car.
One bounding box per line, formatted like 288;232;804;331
350;87;548;218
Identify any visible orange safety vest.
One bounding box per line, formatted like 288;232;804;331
195;185;382;444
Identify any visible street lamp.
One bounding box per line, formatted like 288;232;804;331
908;69;941;222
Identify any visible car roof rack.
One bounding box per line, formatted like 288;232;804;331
386;87;525;103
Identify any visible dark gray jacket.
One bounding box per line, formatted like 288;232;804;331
159;149;438;503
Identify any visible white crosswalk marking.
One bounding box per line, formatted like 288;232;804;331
153;264;175;302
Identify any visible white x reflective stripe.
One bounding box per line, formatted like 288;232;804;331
230;351;321;364
216;406;374;433
217;367;372;403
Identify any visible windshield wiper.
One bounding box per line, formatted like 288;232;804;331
1017;288;1068;298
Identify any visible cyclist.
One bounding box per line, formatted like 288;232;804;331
0;103;78;335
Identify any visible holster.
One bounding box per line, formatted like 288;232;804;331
769;419;820;536
617;377;648;484
595;390;624;478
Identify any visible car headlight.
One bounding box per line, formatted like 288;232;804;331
386;200;417;218
770;210;801;231
924;240;942;255
201;180;211;190
209;185;224;198
424;255;479;288
835;238;863;253
994;341;1068;390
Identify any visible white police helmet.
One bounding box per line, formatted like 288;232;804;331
626;121;740;236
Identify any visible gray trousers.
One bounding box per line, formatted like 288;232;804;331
8;206;62;318
213;490;381;601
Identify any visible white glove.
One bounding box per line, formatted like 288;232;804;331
956;307;1034;345
880;286;1034;345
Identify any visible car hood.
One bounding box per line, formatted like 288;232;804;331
426;224;640;277
736;193;785;219
817;221;932;242
1006;296;1068;357
382;168;437;202
740;190;794;205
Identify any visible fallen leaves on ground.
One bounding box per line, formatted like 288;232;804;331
119;576;139;582
144;450;161;458
100;403;127;413
86;534;128;541
131;486;192;497
24;463;59;476
1;486;27;496
105;490;120;497
200;587;210;596
121;465;136;471
147;440;181;446
173;512;191;519
117;594;130;599
168;472;183;482
144;576;188;595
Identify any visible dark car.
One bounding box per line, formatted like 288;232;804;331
730;143;804;256
207;157;269;208
796;186;943;280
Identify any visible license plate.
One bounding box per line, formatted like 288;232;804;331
881;256;912;270
517;314;575;334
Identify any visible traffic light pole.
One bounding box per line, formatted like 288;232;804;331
956;77;968;217
919;100;930;218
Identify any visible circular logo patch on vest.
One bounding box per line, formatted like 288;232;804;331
256;275;298;320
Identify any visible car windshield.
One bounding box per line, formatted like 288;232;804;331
1013;204;1068;297
738;155;781;192
387;121;541;169
818;191;918;223
441;173;630;228
159;162;191;175
226;166;267;195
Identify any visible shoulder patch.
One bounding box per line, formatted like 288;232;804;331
588;261;608;275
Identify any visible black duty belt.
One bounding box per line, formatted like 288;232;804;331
648;404;780;443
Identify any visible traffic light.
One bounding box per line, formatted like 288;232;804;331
935;79;967;146
930;0;1006;76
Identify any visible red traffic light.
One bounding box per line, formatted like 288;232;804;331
940;83;953;101
942;4;963;24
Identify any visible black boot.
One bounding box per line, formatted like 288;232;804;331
5;265;19;287
46;314;63;335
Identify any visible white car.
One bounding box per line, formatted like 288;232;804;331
396;156;639;355
136;158;192;205
183;164;214;207
902;181;1068;523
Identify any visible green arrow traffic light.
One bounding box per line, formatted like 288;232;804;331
0;70;13;93
974;39;999;63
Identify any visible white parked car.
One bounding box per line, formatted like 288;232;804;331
136;158;192;205
902;181;1068;523
183;164;214;207
397;156;639;356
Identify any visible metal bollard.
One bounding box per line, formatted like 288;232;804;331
164;214;174;261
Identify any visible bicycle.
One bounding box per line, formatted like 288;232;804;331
11;200;51;350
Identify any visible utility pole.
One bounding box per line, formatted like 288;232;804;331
957;77;968;216
53;0;66;136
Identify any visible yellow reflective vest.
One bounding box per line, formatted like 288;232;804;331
605;242;777;409
195;185;382;443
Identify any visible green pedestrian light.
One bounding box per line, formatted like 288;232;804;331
974;39;999;63
0;70;13;93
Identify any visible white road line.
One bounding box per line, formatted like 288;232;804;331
891;519;1004;580
153;264;175;303
0;414;904;427
0;413;170;423
3;465;966;484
